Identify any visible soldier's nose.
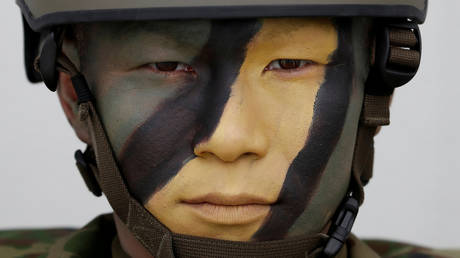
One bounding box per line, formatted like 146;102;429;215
194;94;268;163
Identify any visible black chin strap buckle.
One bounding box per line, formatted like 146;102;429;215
322;193;359;257
75;148;102;197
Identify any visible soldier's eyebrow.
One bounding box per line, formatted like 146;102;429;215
113;20;212;47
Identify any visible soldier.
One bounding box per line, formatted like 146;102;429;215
1;0;459;257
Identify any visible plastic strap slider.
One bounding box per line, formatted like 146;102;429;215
322;195;359;257
75;149;102;197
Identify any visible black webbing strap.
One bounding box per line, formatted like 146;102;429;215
83;102;132;222
171;233;327;258
367;21;421;96
351;94;392;206
388;27;420;70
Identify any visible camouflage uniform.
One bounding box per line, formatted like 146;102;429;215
1;214;459;258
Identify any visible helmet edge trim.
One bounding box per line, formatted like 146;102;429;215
18;2;427;32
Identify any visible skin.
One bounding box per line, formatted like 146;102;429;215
58;17;370;251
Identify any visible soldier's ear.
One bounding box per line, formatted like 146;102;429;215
57;71;91;145
56;32;91;145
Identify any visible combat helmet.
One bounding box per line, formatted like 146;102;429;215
16;0;428;257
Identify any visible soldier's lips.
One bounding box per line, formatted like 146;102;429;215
181;193;273;225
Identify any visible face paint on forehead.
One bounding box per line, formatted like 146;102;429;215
253;19;354;241
119;20;262;204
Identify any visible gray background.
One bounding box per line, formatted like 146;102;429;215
1;1;459;249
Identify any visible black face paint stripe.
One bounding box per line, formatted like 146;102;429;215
193;20;263;146
118;20;261;204
253;19;354;241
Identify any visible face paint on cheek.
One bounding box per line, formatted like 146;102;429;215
253;20;355;241
118;20;262;204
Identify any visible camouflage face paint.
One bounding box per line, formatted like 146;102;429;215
254;19;355;240
81;18;369;241
118;20;262;203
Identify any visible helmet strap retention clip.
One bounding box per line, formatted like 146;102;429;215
322;192;360;257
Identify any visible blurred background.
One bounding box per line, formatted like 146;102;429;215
1;1;459;249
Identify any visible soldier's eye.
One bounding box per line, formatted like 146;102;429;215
144;62;196;74
264;59;316;71
156;62;180;71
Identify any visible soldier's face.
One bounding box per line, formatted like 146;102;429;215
80;18;366;241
